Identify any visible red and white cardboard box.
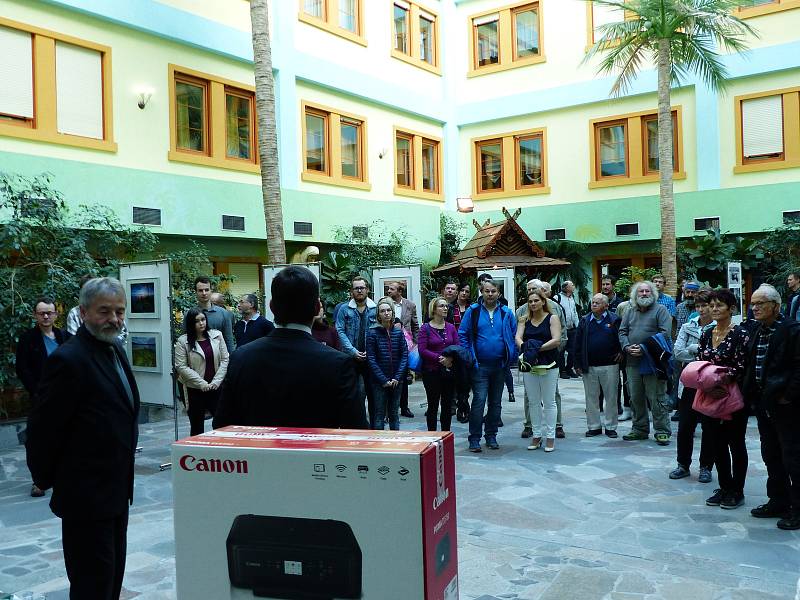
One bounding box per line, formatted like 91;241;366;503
172;426;458;600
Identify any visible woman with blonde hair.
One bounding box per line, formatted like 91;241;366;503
366;297;408;430
175;308;229;435
516;290;561;452
418;296;460;431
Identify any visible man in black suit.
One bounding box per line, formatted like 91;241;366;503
26;277;140;599
214;266;367;429
17;296;71;497
233;292;275;347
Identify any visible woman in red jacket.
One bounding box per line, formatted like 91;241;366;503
418;296;460;431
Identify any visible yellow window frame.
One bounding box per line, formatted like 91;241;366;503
298;0;367;46
390;2;442;75
734;87;800;174
393;127;443;201
471;128;550;200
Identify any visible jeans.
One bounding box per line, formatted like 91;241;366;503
355;362;377;428
757;403;800;510
468;364;505;443
422;370;454;431
582;365;619;431
676;386;714;469
626;367;671;436
523;368;558;439
707;408;748;493
373;384;401;431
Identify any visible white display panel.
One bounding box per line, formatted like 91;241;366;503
119;260;174;407
262;263;321;322
371;265;422;312
727;261;744;326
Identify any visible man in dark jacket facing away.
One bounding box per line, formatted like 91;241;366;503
743;284;800;530
26;278;139;599
214;266;368;430
17;295;71;497
574;293;622;438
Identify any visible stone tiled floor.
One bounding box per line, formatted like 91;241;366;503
1;376;799;599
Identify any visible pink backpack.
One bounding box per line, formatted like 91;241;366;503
680;361;744;420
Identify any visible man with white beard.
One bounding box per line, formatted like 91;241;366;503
618;281;673;445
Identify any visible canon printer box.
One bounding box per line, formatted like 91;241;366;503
172;427;458;600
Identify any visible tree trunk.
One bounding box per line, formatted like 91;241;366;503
250;0;286;264
657;38;677;298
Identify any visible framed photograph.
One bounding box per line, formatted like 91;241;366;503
126;278;160;319
126;332;162;373
381;278;411;300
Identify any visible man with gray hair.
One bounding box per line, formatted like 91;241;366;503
26;277;140;599
743;284;800;530
234;292;274;347
618;280;673;444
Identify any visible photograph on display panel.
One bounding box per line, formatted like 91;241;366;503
127;332;162;373
381;278;411;299
126;278;160;319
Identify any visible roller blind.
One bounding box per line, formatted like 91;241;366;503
742;95;783;158
474;13;499;26
56;41;104;139
0;26;34;119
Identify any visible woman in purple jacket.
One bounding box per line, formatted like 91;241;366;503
418;296;460;431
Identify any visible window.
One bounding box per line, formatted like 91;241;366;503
0;19;115;151
133;207;162;227
642;113;678;174
294;221;314;235
302;101;370;190
226;90;253;160
169;65;258;173
616;223;640;236
298;0;365;45
734;88;800;173
222;215;246;232
589;1;625;45
394;128;442;199
694;217;720;231
545;228;566;241
393;3;409;54
175;76;207;153
469;2;544;76
589;107;685;188
390;2;440;74
472;128;549;199
738;0;797;18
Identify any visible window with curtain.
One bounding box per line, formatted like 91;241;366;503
396;134;413;187
421;139;438;192
305;111;327;172
513;4;539;59
419;13;435;65
0;25;34;123
175;78;206;152
478;140;503;191
517;134;542;187
225;91;253;160
340;118;361;179
339;0;357;32
741;95;784;161
596;122;627;177
394;3;410;53
304;0;325;18
642;112;678;173
474;15;500;67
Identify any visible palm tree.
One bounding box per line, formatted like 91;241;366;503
250;0;286;263
584;0;756;297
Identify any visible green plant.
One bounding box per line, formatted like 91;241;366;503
614;266;661;297
677;229;764;287
757;223;800;294
539;239;592;307
439;213;467;264
0;172;157;416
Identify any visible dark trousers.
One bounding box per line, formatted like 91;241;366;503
422;370;455;431
62;510;129;600
676;386;714;469
757;404;800;510
400;377;409;411
706;408;749;494
559;328;576;372
355;362;377;428
187;387;219;436
504;366;514;395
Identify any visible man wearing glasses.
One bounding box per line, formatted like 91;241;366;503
744;284;800;530
16;296;71;497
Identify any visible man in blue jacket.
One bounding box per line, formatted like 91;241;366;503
459;278;516;452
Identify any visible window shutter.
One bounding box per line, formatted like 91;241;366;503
56;41;104;139
742;95;783;158
0;26;34;119
474;13;500;26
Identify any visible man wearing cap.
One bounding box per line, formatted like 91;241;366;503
676;281;701;333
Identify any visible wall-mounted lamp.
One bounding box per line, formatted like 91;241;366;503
136;90;153;110
378;147;388;159
456;197;474;213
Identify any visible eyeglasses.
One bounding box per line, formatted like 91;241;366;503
750;301;776;308
35;311;55;317
352;286;367;292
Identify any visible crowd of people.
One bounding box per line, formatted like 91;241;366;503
13;266;800;598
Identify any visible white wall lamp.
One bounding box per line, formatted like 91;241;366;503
136;88;154;110
456;197;474;213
